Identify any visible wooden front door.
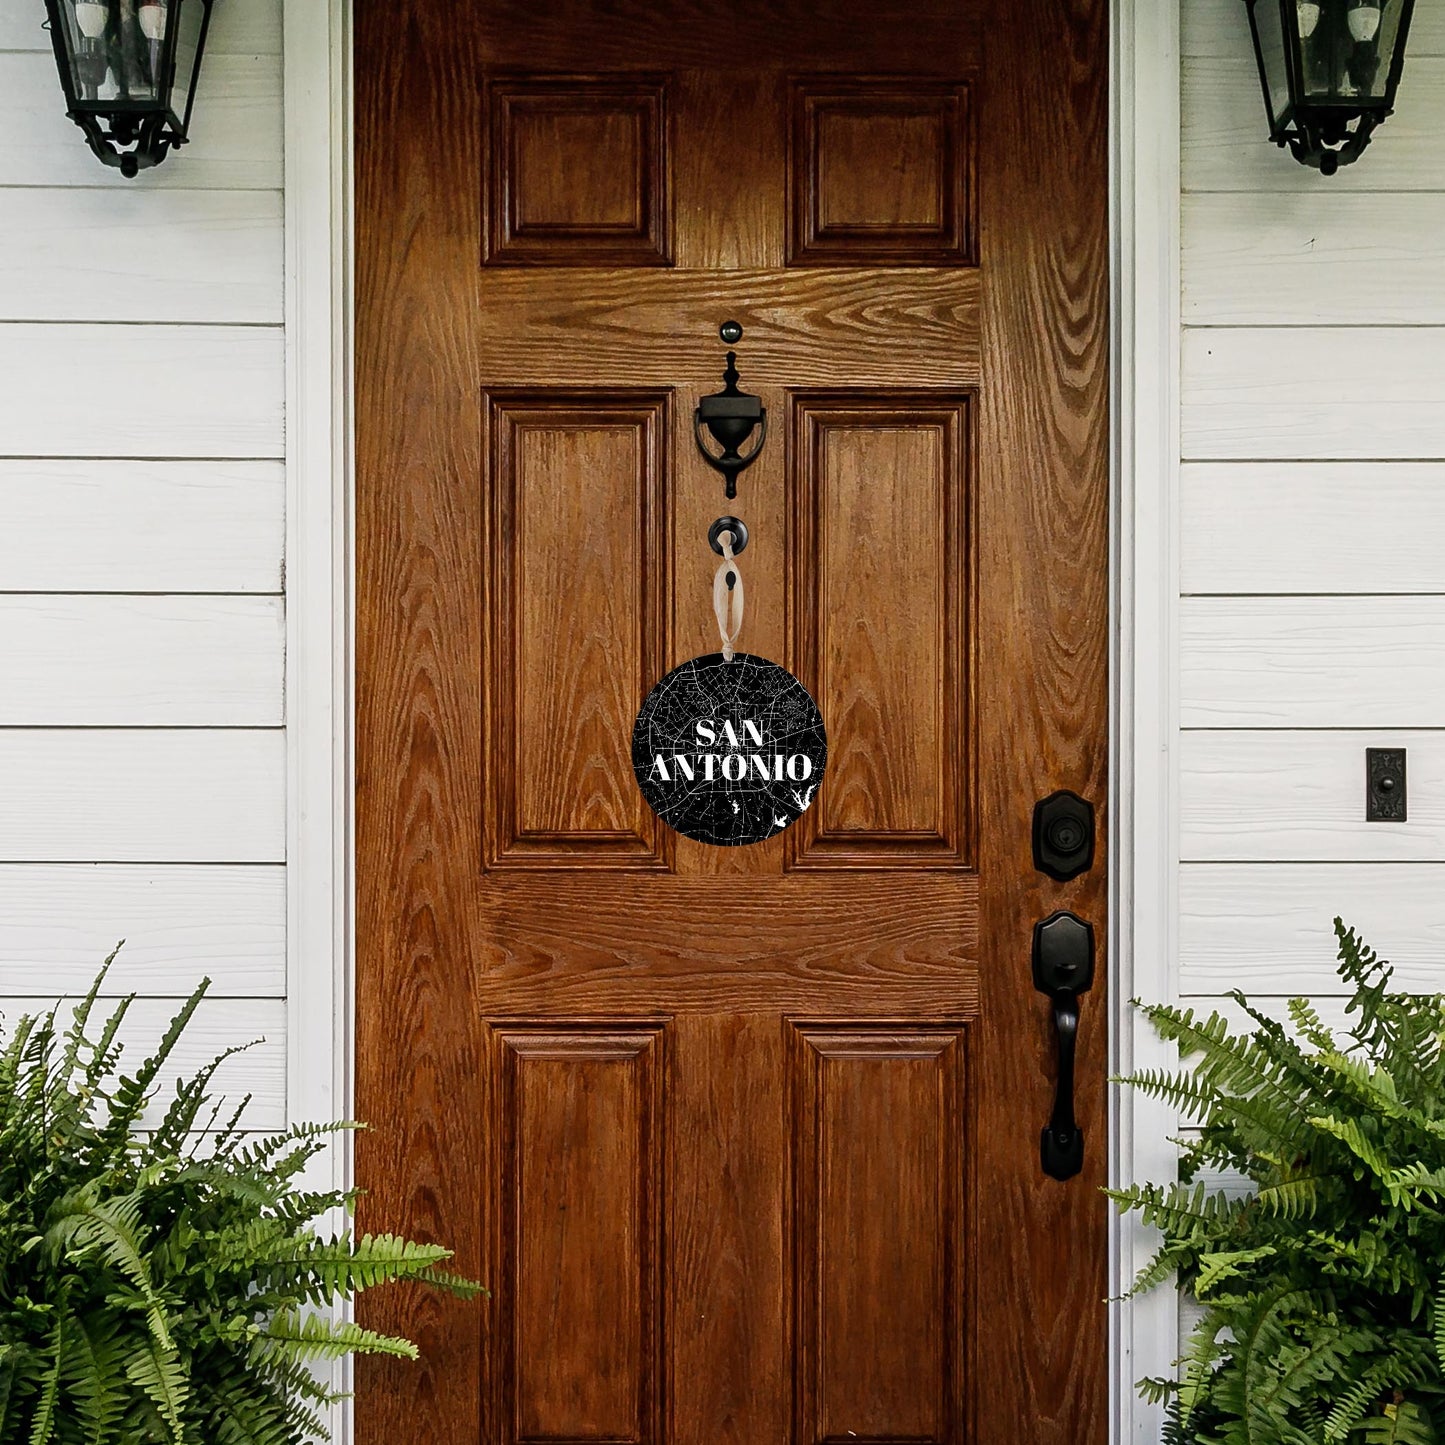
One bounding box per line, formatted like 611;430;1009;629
354;3;1109;1443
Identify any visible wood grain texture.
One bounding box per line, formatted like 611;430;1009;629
1182;0;1445;57
1182;57;1445;193
487;1024;665;1445
486;392;669;869
1182;597;1445;728
0;324;283;459
0;460;284;593
790;1024;969;1445
357;6;1109;1444
971;0;1111;1436
1182;327;1445;461
0;864;285;996
0;52;282;190
0;729;284;863
476;268;982;386
1180;462;1445;595
0;997;285;1130
789;393;971;868
354;1;485;1439
1180;863;1445;996
0;596;283;725
1183;194;1445;327
0;190;283;324
789;80;974;266
486;76;671;266
471;3;984;71
1180;730;1445;862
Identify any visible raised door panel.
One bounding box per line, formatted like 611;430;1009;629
488;1024;667;1445
789;394;972;869
486;77;671;266
789;80;974;266
790;1024;969;1445
486;392;670;869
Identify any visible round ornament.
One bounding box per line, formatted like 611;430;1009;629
632;652;827;847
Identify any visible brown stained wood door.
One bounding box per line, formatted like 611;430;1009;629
354;4;1109;1444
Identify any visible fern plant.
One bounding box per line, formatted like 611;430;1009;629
0;954;481;1445
1112;921;1445;1445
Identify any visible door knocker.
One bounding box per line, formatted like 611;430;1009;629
694;320;767;500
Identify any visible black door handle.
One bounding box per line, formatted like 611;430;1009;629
1032;911;1095;1181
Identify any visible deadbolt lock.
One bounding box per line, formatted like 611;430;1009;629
1032;790;1095;882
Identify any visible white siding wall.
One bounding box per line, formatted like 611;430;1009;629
1178;8;1445;1005
0;2;287;1128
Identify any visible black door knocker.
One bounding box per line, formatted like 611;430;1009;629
695;320;767;500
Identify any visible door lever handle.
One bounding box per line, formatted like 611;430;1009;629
1032;911;1095;1181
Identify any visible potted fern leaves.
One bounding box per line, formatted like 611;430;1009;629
0;958;480;1445
1114;922;1445;1444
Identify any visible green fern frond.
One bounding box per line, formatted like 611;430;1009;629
1193;1246;1278;1298
44;1190;172;1350
123;1338;188;1442
1255;1175;1325;1221
60;1311;128;1444
25;1312;63;1445
254;1308;419;1363
1289;997;1338;1052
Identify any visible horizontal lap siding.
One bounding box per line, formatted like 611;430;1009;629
1179;1;1445;1012
0;8;287;1121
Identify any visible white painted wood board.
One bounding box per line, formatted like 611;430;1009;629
1181;462;1445;594
0;595;284;725
0;52;281;189
0;729;285;862
0;324;284;459
1181;730;1445;862
1180;863;1445;995
0;189;283;324
1181;597;1445;728
0;995;285;1131
1183;58;1445;192
0;460;284;592
1183;193;1445;326
1183;0;1445;56
1182;328;1445;460
0;863;285;997
0;0;282;52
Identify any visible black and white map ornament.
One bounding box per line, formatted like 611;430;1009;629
631;652;828;847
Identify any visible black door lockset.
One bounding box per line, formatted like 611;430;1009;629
1033;911;1094;1181
1032;790;1095;881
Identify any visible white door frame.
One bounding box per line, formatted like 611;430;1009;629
281;2;1184;1438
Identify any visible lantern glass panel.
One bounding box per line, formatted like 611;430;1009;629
1252;0;1292;128
61;0;161;108
1298;0;1403;104
171;0;207;129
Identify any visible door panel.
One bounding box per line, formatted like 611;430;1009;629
789;393;971;867
490;1024;667;1445
484;390;671;869
791;1025;969;1443
355;2;1109;1443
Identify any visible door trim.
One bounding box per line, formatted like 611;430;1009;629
282;1;1184;1439
281;1;354;1438
1108;2;1183;1441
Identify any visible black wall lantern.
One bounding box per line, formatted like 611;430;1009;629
1244;0;1414;173
44;0;215;176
